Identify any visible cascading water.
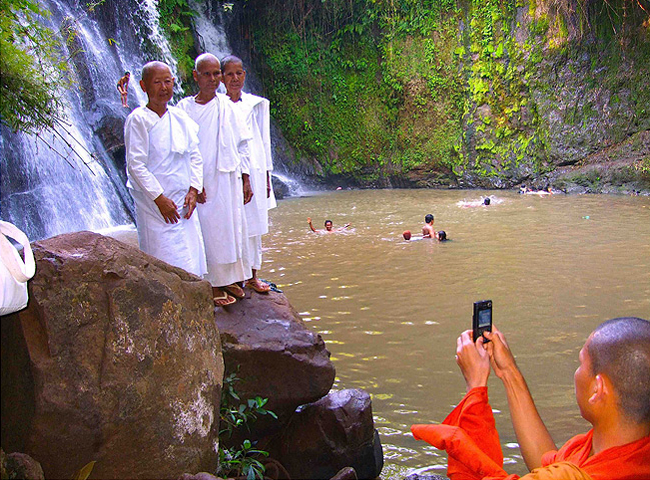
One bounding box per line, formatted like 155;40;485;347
0;0;304;242
190;1;305;196
0;0;181;240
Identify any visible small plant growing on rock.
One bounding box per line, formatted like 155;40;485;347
218;440;268;480
217;372;277;480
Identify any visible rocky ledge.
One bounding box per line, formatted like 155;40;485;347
1;232;383;479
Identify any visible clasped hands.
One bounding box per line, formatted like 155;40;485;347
455;326;518;392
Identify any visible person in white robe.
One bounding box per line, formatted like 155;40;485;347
125;61;207;277
177;53;253;306
221;55;276;294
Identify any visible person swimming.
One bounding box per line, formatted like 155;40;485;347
308;217;351;233
457;196;499;208
422;214;435;238
403;229;447;241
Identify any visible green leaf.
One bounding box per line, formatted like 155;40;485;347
71;461;96;480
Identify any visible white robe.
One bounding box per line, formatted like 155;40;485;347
124;106;207;277
231;93;277;271
176;94;253;287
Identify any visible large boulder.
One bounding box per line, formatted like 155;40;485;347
215;290;335;436
278;389;383;480
1;232;223;479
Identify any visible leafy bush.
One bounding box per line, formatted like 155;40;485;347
0;0;65;133
217;372;277;480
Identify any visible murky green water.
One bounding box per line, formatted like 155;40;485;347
261;189;650;478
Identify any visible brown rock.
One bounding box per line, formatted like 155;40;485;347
403;474;449;480
331;466;358;480
0;449;45;480
1;232;223;479
177;473;221;480
278;389;383;480
216;290;335;433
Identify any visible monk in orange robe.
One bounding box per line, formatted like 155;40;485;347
412;317;650;480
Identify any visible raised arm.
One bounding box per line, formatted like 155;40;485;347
456;330;491;392
485;327;556;469
307;217;317;232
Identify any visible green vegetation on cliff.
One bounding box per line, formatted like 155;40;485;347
0;0;65;133
235;0;649;187
157;0;198;83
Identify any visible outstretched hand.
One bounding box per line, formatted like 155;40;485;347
484;326;518;380
456;330;490;392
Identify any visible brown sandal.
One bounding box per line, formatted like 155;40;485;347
223;283;246;299
214;290;236;307
246;279;271;293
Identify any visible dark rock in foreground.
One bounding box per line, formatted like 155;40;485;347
404;474;449;480
215;290;336;434
278;389;383;480
1;232;223;480
0;448;44;480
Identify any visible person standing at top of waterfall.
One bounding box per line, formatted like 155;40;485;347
117;72;130;108
177;53;254;307
124;61;207;277
221;55;275;294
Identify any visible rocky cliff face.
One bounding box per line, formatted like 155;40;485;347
455;2;650;193
237;0;650;193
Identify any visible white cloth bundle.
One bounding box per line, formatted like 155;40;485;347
0;221;36;316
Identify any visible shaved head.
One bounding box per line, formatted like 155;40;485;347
195;53;219;72
141;61;171;84
221;54;244;72
587;317;650;424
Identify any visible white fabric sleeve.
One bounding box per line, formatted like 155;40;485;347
231;103;253;176
261;100;274;171
125;113;164;201
189;143;203;192
239;138;251;176
183;114;203;191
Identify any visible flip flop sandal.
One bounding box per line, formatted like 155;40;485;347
214;290;236;307
261;279;283;293
246;279;271;293
223;283;246;299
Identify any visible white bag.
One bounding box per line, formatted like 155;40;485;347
0;221;36;316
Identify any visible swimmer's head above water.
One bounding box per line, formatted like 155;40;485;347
425;214;434;224
325;220;333;231
484;198;491;206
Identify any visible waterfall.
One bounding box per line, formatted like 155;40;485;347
190;1;305;196
0;0;304;241
0;0;180;241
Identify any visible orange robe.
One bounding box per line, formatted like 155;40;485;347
412;387;650;480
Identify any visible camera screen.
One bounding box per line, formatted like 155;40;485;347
478;308;491;328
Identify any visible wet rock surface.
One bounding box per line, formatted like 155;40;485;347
1;232;223;480
215;290;336;431
277;389;383;480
